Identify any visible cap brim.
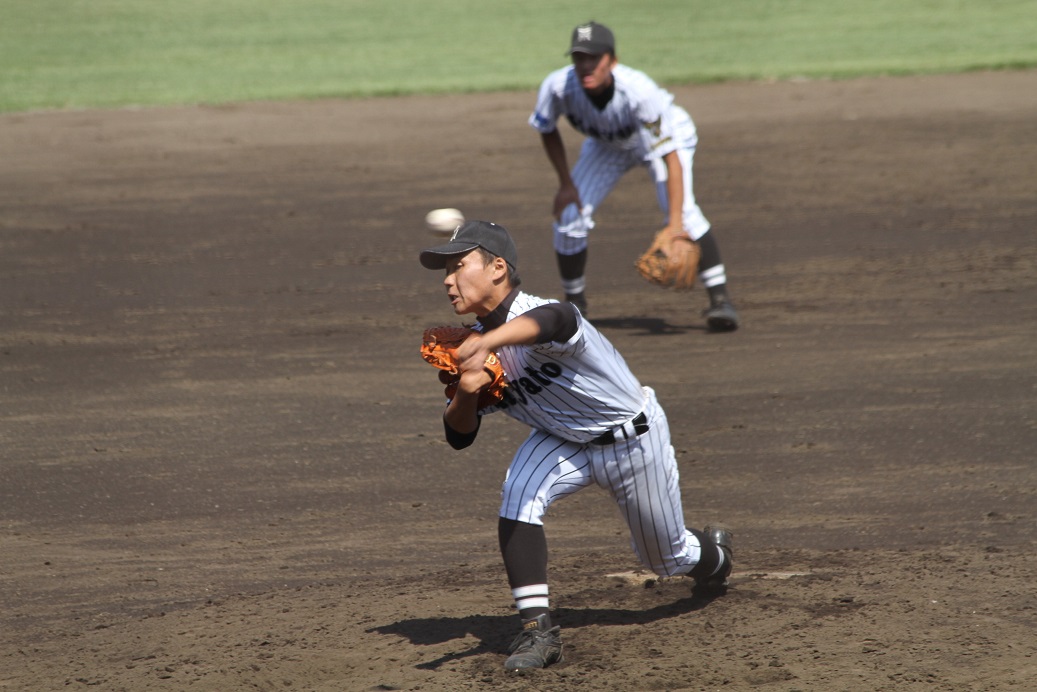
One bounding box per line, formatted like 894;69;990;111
419;241;479;269
566;44;610;56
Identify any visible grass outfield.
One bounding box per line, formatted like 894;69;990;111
1;0;1036;113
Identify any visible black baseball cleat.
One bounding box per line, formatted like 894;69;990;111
695;525;734;593
704;299;740;332
504;614;563;671
565;292;588;317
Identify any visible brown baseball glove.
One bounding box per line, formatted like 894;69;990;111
635;228;700;290
420;326;507;408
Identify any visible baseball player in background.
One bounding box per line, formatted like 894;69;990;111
420;220;733;671
530;21;740;331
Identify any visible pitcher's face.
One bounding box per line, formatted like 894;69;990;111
443;250;502;317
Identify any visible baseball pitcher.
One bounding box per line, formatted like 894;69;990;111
419;220;733;671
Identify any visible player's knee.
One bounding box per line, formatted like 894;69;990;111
553;233;588;255
500;497;548;526
555;206;595;237
553;212;594;253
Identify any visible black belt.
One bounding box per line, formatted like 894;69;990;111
590;412;649;445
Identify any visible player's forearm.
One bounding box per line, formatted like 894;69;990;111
664;151;684;229
480;315;541;352
443;391;482;435
541;131;573;186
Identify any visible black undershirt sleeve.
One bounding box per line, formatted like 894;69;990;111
443;414;480;450
525;303;579;344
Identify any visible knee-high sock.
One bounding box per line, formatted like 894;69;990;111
499;517;550;622
556;249;587;297
696;230;731;301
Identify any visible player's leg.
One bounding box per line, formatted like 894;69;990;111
497;431;590;669
650;145;740;332
554;139;634;315
590;388;731;582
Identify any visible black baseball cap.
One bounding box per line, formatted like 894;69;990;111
419;220;520;277
566;21;615;56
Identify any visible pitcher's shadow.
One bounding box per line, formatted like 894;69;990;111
367;590;725;670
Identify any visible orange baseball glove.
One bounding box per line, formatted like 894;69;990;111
420;326;507;408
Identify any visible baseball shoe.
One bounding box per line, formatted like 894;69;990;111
504;614;563;671
565;292;588;317
695;525;734;593
704;299;740;332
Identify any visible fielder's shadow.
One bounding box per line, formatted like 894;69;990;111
367;589;725;670
589;316;705;335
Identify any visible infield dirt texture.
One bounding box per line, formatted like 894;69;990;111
2;71;1035;690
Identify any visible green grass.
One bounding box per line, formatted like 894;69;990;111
1;0;1035;113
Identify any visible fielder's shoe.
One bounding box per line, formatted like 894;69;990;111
695;525;734;593
704;299;740;332
504;614;563;671
565;292;588;317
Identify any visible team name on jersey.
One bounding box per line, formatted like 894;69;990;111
564;113;636;142
496;360;563;409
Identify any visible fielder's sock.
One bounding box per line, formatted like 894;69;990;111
562;283;586;298
696;230;722;271
696;230;732;297
700;265;729;292
556;249;587;282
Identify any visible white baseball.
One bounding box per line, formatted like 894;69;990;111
425;208;465;236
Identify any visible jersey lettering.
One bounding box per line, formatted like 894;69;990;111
541;362;562;378
518;378;543;395
566;114;636;142
498;360;563;409
525;366;553;386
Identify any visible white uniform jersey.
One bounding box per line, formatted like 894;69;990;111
487;291;643;443
529;64;695;163
528;63;711;252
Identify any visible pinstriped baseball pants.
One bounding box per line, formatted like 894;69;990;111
554;139;712;256
498;387;703;577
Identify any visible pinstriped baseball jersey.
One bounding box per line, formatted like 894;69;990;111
482;290;643;443
529;64;695;162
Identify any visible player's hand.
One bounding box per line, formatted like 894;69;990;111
455;333;494;395
552;183;583;220
654;224;693;264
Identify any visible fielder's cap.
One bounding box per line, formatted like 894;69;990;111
566;21;615;56
419;220;519;275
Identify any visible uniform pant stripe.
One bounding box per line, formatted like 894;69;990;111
500;389;702;578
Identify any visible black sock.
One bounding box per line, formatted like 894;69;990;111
499;518;550;622
556;249;587;281
696;230;722;272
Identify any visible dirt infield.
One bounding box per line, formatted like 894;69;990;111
2;71;1035;691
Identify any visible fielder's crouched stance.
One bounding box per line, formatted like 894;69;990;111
420;220;733;671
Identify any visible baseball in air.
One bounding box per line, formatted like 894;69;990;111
425;208;465;236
